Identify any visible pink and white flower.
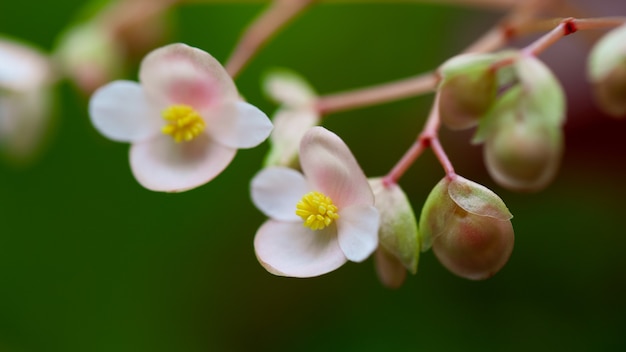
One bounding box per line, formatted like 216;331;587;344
89;43;273;192
251;127;380;277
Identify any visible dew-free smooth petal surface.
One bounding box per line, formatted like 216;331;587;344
207;101;272;149
254;220;347;277
299;127;373;208
251;167;309;222
139;43;238;110
336;204;379;262
130;133;236;192
89;81;162;143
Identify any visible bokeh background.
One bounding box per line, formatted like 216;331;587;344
1;1;626;351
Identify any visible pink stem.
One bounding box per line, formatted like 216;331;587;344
383;93;455;186
225;0;313;79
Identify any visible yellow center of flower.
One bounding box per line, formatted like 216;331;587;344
295;191;340;231
161;104;206;142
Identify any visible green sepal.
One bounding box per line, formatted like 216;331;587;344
369;178;420;274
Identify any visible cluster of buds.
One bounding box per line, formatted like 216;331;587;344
438;51;566;192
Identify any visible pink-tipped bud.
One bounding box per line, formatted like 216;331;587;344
419;176;514;280
588;25;626;118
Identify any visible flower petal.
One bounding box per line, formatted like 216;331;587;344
336;204;379;262
299;127;373;208
254;220;347;277
264;106;320;167
206;101;272;149
139;43;238;110
130;133;236;192
0;38;52;91
250;167;309;221
89;81;162;143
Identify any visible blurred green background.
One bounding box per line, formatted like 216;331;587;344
1;1;626;351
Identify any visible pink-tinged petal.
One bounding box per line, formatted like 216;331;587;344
89;81;162;143
130;133;236;192
206;101;272;149
139;43;238;110
254;220;347;277
336;204;379;262
299;127;373;208
250;167;309;222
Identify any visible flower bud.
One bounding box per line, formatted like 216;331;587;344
0;37;56;165
484;113;563;192
588;24;626;117
262;68;320;168
263;68;317;107
54;21;125;94
369;178;420;288
438;53;499;130
419;176;514;280
473;54;565;192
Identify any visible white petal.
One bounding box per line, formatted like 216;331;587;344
250;167;309;221
336;204;379;262
254;220;347;278
300;127;373;208
130;133;236;192
264;107;319;167
0;38;52;91
207;101;272;149
89;81;162;142
139;43;238;110
262;68;316;106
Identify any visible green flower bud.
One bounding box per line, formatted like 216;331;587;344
473;54;565;192
369;178;420;279
588;24;626;117
419;176;514;280
484;111;563;192
438;53;499;130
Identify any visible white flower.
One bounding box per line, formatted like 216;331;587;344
89;43;273;192
251;127;379;277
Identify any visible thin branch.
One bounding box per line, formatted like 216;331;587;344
225;0;314;79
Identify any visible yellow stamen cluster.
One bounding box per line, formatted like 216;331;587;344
161;104;206;142
296;191;340;231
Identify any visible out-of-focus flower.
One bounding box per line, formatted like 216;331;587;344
0;37;56;165
262;68;320;168
251;127;379;277
473;53;565;192
55;21;125;95
369;178;420;289
588;24;626;118
54;0;172;94
419;175;514;280
89;43;272;192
